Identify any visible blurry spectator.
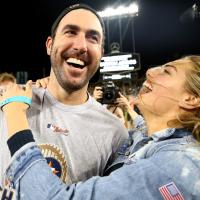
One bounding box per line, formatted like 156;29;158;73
0;72;16;86
116;92;138;121
91;82;103;103
0;72;16;95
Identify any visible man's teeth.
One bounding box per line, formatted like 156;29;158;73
66;58;84;66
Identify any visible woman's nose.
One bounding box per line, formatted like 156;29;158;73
146;66;162;78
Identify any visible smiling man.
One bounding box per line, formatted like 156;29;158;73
0;3;128;189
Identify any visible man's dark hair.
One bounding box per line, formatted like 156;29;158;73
51;3;105;47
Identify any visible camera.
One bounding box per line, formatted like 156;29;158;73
101;81;120;104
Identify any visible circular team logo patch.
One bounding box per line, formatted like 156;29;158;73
38;143;70;183
46;157;62;178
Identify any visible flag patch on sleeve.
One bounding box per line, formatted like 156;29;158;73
159;182;184;200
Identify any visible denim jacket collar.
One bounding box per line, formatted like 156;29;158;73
151;128;191;142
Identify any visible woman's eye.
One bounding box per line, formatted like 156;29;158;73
163;68;171;75
161;66;171;75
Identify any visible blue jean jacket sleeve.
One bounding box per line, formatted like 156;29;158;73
4;142;200;200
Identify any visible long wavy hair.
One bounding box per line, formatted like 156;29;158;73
169;55;200;142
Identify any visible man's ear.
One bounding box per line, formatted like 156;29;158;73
46;36;53;55
179;94;200;109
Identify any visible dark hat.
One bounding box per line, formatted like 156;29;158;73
51;3;105;38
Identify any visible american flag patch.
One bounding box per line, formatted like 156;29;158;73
159;182;184;200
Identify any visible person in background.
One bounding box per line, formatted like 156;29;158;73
91;82;126;125
91;82;139;128
91;81;103;103
2;55;200;199
115;92;139;129
0;72;16;85
0;3;128;190
0;72;16;95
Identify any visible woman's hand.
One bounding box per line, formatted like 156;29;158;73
35;77;50;88
0;81;32;112
0;81;32;137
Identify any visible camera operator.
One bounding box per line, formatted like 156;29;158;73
92;81;104;103
92;81;126;125
92;81;119;104
91;81;140;128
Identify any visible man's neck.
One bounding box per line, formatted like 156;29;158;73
47;77;89;105
48;86;89;105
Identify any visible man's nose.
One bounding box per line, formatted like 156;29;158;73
72;33;87;54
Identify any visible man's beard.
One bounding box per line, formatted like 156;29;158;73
50;53;99;92
52;63;86;92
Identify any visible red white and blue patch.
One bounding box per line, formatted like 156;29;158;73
47;123;69;136
159;182;184;200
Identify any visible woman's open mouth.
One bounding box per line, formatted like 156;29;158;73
139;81;153;94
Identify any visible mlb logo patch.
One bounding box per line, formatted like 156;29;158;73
159;182;184;200
47;123;68;136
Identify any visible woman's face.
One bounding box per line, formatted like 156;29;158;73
136;58;192;117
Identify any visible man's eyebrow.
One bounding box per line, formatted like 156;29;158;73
61;24;101;38
61;24;80;32
164;64;177;72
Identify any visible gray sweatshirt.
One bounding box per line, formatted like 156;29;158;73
0;87;128;186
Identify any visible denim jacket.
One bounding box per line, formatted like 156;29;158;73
2;122;200;199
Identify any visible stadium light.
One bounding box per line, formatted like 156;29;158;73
98;3;139;19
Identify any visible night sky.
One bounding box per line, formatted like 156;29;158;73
0;0;199;81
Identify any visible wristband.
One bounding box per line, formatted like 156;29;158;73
0;96;32;109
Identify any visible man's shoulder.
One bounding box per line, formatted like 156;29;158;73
32;86;45;99
88;99;127;133
22;87;45;116
30;86;46;109
88;96;111;113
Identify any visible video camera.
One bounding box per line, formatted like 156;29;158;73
101;81;120;104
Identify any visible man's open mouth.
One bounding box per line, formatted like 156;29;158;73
66;58;85;69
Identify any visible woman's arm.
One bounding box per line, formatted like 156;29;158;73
0;82;32;137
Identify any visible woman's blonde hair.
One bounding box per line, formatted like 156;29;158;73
170;55;200;141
